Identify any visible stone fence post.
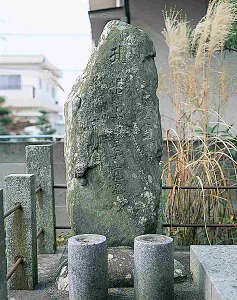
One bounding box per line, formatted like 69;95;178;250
0;189;7;299
26;145;56;254
5;174;38;290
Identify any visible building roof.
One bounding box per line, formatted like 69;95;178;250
0;55;62;78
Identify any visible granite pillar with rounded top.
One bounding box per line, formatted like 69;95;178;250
134;234;174;300
68;234;108;300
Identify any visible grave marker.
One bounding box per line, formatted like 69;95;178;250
64;20;163;246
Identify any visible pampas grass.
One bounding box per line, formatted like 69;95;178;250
160;0;237;245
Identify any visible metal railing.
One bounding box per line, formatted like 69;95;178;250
162;185;237;190
37;228;44;239
6;257;24;281
53;184;237;229
3;203;23;283
0;135;64;141
161;185;237;228
0;145;56;298
1;144;236;299
4;203;22;219
0;182;46;297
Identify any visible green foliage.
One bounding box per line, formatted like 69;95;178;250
0;96;11;118
0;107;11;116
0;125;9;135
56;232;72;247
225;0;237;51
0;96;5;103
195;123;234;137
0;96;12;136
192;0;237;54
36;110;56;135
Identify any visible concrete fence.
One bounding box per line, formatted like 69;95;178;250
0;141;69;230
0;140;170;231
0;145;57;298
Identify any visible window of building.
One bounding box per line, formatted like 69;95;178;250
32;87;36;98
0;75;21;89
51;87;55;98
39;78;42;89
89;0;124;11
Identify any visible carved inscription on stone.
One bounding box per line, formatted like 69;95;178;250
109;45;126;63
110;78;125;96
64;20;163;246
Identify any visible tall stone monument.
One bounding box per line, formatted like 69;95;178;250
64;20;162;246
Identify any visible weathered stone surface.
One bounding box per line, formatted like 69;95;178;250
108;288;134;299
174;259;187;282
68;234;108;299
108;247;134;288
134;234;174;299
190;245;237;300
64;20;163;246
0;189;7;299
4;174;38;290
57;247;186;291
26;145;56;254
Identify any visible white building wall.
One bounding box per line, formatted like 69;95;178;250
89;0;124;11
0;62;63;134
0;69;59;106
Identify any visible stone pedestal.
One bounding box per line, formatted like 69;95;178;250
191;245;237;300
68;234;108;300
134;234;174;300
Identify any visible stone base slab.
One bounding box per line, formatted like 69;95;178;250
190;245;237;300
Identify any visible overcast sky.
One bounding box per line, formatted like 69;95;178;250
0;0;92;106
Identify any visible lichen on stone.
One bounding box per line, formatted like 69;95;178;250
64;20;163;246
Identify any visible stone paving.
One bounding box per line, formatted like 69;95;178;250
8;247;201;300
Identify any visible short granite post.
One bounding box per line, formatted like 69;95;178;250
5;174;38;290
25;145;56;254
68;234;108;300
134;234;174;300
0;189;7;299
